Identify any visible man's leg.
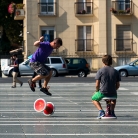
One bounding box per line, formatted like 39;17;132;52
12;72;16;87
32;71;52;88
32;75;43;82
38;79;42;88
43;70;52;88
15;72;22;85
28;62;52;95
32;72;37;78
31;73;52;96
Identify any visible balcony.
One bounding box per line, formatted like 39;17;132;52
14;9;25;20
111;1;133;15
75;2;93;16
114;39;133;53
75;39;93;52
38;2;57;16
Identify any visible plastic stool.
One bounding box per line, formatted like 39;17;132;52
101;97;117;119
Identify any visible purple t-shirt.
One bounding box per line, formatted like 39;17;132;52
30;41;53;63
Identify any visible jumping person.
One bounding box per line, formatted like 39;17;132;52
10;54;23;88
91;55;121;118
28;36;62;96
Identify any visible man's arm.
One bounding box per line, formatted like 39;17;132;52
95;80;100;92
11;64;18;67
34;36;44;47
10;60;19;67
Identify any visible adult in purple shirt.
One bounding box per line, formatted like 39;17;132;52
28;36;62;96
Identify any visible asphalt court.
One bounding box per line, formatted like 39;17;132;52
0;82;138;138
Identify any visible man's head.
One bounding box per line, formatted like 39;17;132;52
102;55;112;66
12;54;17;59
52;38;63;49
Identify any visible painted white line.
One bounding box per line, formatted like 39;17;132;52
0;104;137;107
0;133;138;136
0;117;131;120
0;120;138;123
0;93;135;96
118;87;128;90
0;124;138;126
25;134;138;136
131;92;138;95
0;109;138;112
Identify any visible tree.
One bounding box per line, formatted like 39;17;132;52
0;0;23;53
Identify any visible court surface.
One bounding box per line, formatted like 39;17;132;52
0;82;138;138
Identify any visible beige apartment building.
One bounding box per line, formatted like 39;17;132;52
14;0;138;71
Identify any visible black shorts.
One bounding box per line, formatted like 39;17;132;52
30;62;52;76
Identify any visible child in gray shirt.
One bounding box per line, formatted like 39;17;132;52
91;55;121;118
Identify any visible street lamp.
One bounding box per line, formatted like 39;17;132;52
19;31;24;52
0;31;2;52
9;31;24;54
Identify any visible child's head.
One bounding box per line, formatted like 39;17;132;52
102;55;112;66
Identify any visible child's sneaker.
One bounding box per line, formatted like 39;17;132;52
28;79;35;92
97;110;105;119
40;87;52;96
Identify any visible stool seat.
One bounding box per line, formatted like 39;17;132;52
101;116;116;119
102;97;117;100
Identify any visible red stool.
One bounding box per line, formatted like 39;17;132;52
34;98;55;116
43;102;55;116
34;98;46;112
101;97;117;119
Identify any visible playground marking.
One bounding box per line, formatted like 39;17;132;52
131;92;138;95
118;87;128;90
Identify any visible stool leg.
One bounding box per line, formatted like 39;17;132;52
105;100;111;116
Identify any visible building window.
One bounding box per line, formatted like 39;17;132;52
41;26;57;52
117;0;130;11
40;0;54;15
75;26;93;51
41;27;54;42
75;0;93;14
115;25;132;51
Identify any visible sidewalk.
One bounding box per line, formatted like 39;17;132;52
88;72;96;77
66;72;96;77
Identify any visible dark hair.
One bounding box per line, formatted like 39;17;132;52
12;54;17;57
54;37;62;46
102;55;112;66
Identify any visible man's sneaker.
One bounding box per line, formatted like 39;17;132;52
20;82;23;87
11;86;16;88
38;86;42;88
28;79;35;92
97;110;105;119
111;111;117;118
40;87;52;96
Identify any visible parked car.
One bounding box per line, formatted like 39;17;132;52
2;56;68;77
65;57;90;77
114;59;138;77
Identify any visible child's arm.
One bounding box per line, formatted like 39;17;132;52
116;82;120;90
95;80;100;92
